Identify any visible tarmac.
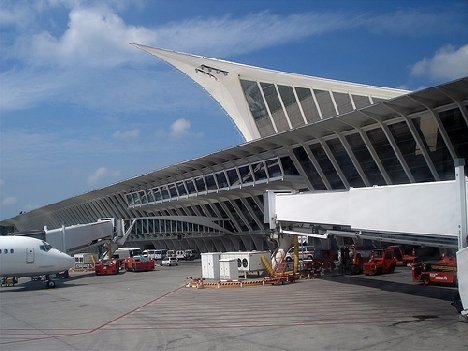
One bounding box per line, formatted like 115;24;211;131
0;261;466;351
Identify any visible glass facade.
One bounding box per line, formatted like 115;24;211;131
6;58;466;256
125;156;297;207
240;78;384;137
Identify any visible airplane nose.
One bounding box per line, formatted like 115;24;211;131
58;253;75;271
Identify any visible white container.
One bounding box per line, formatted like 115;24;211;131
221;251;271;276
201;252;221;280
219;259;238;280
73;253;98;269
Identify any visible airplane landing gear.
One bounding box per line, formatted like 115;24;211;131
44;275;56;288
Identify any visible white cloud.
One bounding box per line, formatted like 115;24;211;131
3;3;458;115
2;197;17;205
6;4;353;68
362;10;443;35
23;5;156;67
169;118;203;139
87;167;107;185
113;129;140;140
411;44;468;81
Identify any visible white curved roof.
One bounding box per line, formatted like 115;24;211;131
132;44;410;142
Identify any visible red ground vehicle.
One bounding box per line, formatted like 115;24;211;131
95;259;120;275
387;246;417;266
124;256;154;272
338;245;371;275
310;249;336;273
363;248;396;275
412;255;457;286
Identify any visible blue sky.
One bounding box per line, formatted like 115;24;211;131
1;0;467;221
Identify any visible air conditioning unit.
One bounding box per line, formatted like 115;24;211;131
221;251;271;276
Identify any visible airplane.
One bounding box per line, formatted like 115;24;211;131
0;235;74;288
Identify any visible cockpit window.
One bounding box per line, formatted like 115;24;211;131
40;241;52;252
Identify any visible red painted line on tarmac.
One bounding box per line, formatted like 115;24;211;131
0;284;186;346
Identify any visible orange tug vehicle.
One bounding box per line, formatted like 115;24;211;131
338;245;371;275
412;255;457;286
387;246;417;266
95;259;120;275
363;248;397;276
124;256;155;272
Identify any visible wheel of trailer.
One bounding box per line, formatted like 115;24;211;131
46;280;56;288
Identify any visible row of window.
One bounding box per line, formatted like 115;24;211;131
240;79;386;138
0;248;14;254
125;157;299;208
125;193;267;237
27;106;466;236
294;107;467;190
128;220;226;236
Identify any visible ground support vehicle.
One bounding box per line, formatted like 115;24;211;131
338;245;371;275
265;262;299;285
73;253;98;270
95;259;119;275
300;260;324;278
124;256;154;272
161;257;179;266
387;246;417;266
298;250;335;277
112;248;143;260
412;255;457;286
284;246;315;262
312;249;336;273
1;277;18;286
143;249;167;260
184;249;200;260
364;248;397;275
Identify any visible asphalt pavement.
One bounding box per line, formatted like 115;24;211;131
0;261;466;351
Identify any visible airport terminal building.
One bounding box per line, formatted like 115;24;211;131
1;45;467;253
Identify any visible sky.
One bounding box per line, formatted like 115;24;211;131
0;0;467;221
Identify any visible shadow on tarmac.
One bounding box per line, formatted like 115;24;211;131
320;273;458;302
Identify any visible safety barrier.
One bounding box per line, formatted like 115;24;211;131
185;272;321;289
185;277;265;289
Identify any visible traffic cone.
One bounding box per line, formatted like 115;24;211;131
198;278;205;289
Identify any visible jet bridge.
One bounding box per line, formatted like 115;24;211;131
265;162;468;320
44;218;136;256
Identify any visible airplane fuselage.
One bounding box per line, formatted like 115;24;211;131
0;236;74;277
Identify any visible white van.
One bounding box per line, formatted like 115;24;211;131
175;250;186;260
113;248;143;259
143;249;167;260
284;246;315;262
